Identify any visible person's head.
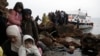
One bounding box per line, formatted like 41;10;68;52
8;9;16;15
6;25;21;43
22;9;32;20
23;35;35;48
14;2;23;13
25;39;33;48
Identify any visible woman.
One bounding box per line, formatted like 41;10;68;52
7;2;23;26
2;25;22;56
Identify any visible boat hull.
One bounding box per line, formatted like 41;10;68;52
68;22;93;29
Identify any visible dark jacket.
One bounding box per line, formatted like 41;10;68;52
2;40;18;56
0;12;7;45
21;18;39;42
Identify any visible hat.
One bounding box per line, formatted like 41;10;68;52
23;8;32;15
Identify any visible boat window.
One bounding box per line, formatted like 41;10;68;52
72;14;77;19
69;14;86;19
79;16;86;19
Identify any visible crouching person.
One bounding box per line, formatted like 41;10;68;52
18;35;41;56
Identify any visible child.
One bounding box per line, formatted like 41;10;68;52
18;35;41;56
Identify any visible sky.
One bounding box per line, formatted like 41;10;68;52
7;0;100;18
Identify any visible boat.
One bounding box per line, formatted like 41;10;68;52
67;9;93;29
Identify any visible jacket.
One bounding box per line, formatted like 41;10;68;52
7;9;22;26
18;35;41;56
21;19;39;42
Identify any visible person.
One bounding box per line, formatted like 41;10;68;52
14;2;24;15
7;2;23;26
0;11;7;46
64;13;68;24
7;9;21;26
48;12;55;24
21;8;39;43
35;15;41;22
0;46;3;56
2;25;22;56
35;15;41;34
18;35;41;56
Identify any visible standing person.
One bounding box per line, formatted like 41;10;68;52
64;13;68;25
77;19;80;29
7;2;23;26
18;35;41;56
21;8;39;43
35;15;41;34
2;25;22;56
35;15;41;22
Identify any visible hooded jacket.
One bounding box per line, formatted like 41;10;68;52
42;13;51;25
18;35;41;56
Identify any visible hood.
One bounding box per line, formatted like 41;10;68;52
42;14;51;25
20;35;41;56
23;35;35;46
22;9;32;15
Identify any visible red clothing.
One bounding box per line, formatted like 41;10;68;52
7;10;22;26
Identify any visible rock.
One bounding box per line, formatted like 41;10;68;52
0;0;8;17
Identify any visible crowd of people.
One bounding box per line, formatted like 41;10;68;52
0;1;100;56
0;2;42;56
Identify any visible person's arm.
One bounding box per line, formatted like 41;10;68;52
32;20;39;42
31;46;41;56
18;46;26;56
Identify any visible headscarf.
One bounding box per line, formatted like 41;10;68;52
14;2;23;13
6;25;22;52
